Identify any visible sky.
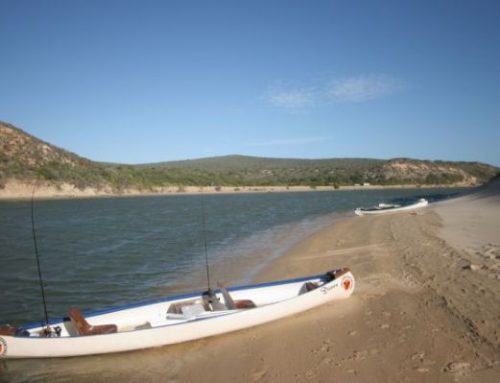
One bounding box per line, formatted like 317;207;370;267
1;0;499;166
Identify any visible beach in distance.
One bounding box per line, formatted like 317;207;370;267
1;182;498;382
0;180;474;200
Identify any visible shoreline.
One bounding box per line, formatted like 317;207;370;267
178;181;500;382
2;182;498;382
0;180;475;201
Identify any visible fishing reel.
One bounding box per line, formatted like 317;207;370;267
42;325;62;337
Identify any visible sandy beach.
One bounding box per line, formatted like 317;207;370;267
161;180;500;382
0;180;473;200
1;181;498;383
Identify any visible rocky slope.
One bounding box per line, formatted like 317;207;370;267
0;121;497;193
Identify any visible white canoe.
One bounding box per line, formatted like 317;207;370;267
0;268;354;359
355;198;428;216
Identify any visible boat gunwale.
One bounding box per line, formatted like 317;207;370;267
16;309;246;341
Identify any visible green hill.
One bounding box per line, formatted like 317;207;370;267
0;121;498;192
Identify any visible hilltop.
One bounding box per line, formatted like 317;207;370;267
0;121;498;197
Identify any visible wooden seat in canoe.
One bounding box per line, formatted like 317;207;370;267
68;308;117;336
0;325;19;336
217;282;256;310
233;299;256;309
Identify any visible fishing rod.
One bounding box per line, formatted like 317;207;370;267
30;183;51;334
200;196;212;293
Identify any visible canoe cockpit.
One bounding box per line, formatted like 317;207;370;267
1;269;349;340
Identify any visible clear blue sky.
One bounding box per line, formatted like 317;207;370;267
1;0;499;166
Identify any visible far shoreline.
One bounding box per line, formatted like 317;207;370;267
0;180;476;201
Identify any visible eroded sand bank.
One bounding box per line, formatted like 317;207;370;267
0;179;470;200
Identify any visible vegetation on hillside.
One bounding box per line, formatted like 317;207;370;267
1;121;498;191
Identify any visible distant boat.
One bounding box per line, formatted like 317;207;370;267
355;198;428;216
0;268;355;359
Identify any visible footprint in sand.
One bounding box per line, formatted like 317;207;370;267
312;340;331;354
483;245;499;260
380;323;390;329
347;350;367;361
320;342;331;353
251;368;268;381
415;367;430;373
443;361;471;373
305;369;316;379
346;368;357;375
321;357;334;365
411;352;425;361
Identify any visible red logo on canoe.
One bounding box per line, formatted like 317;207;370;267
0;337;6;357
342;277;353;291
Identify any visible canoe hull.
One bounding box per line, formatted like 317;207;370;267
355;198;428;216
0;270;354;359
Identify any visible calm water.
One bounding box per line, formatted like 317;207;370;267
0;188;465;382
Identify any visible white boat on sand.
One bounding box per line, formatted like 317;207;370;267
355;198;428;216
0;268;354;359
